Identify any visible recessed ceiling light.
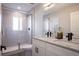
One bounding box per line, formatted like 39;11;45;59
17;7;21;10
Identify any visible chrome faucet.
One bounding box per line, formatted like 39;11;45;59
45;31;53;37
66;32;73;41
0;45;6;51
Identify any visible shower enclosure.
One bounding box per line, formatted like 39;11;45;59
1;5;32;55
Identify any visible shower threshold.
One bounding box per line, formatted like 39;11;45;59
2;44;32;56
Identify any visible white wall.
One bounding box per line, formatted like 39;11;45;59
49;14;59;33
71;11;79;38
58;5;79;34
49;4;79;35
32;4;79;37
33;4;44;36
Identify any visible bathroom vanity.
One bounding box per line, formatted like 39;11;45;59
32;37;79;56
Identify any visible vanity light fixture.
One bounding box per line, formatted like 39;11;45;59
43;3;51;7
43;3;55;10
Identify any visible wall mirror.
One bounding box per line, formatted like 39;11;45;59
43;13;59;37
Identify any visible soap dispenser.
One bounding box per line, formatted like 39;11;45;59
56;27;63;39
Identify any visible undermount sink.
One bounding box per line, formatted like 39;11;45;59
44;37;79;44
36;36;79;44
59;38;79;44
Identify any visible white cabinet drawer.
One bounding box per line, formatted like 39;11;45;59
32;44;38;56
33;39;46;47
46;43;79;56
32;43;45;56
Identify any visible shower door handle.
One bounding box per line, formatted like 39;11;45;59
28;28;30;31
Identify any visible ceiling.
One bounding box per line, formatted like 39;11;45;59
2;3;79;15
2;3;39;13
43;3;79;15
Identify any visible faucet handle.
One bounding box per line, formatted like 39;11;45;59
45;32;49;37
0;45;6;51
66;32;73;41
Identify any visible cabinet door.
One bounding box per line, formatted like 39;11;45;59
32;39;46;56
46;49;58;56
0;3;1;56
46;43;79;56
32;44;38;56
37;46;45;56
32;45;46;56
32;39;39;56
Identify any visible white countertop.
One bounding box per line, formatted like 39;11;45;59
34;36;79;52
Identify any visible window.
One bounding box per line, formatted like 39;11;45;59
13;16;22;31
